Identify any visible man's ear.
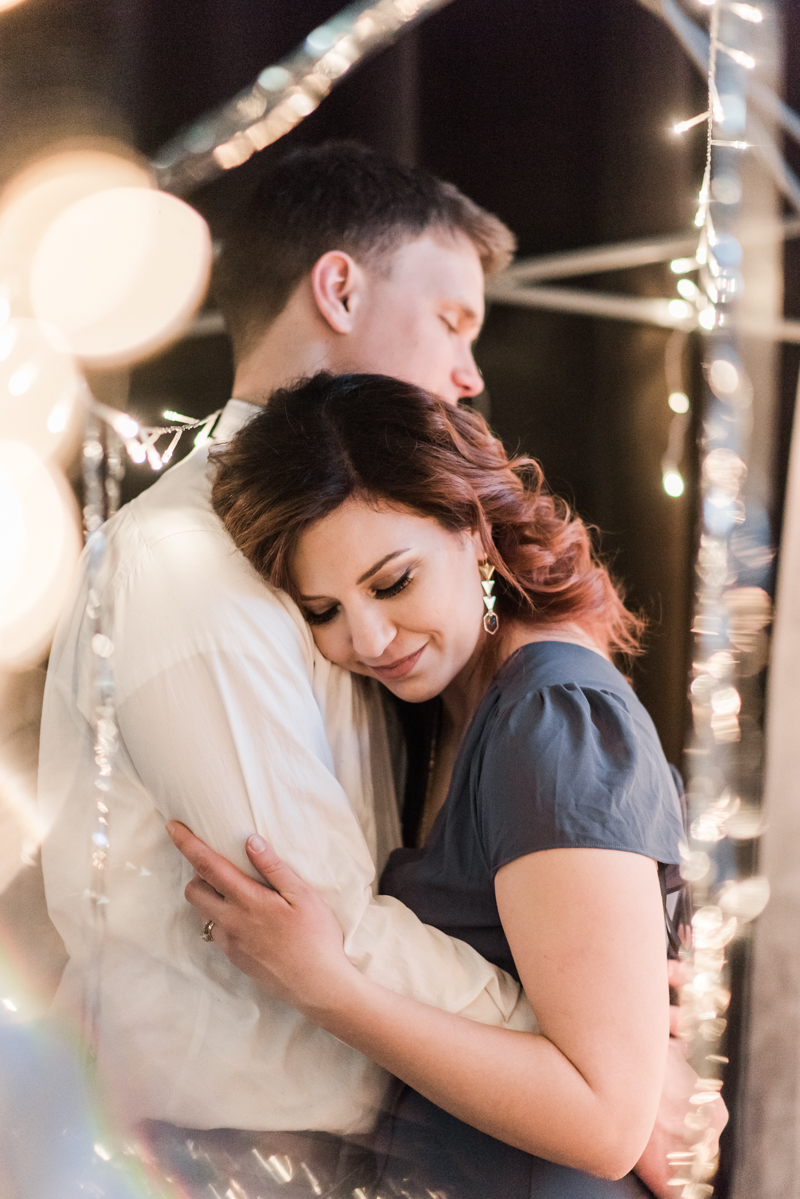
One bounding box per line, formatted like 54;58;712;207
310;251;363;334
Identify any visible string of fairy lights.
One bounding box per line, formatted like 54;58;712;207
666;3;774;1196
154;0;457;195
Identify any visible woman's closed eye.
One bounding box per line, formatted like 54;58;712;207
372;570;413;600
304;604;339;626
302;571;413;625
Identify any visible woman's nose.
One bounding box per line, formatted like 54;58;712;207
349;604;396;662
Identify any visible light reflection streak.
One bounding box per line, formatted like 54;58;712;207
153;0;458;195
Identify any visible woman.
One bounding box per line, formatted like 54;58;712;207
168;372;685;1197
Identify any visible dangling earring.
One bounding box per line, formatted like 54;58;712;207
479;559;499;635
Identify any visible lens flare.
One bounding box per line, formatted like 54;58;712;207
31;188;212;368
0;441;81;671
0;319;84;466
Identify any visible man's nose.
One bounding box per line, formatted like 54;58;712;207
349;604;396;661
452;347;484;399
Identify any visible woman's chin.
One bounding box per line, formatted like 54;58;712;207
379;674;442;704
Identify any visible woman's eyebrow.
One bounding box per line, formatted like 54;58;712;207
357;549;410;586
300;550;412;600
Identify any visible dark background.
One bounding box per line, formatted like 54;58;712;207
0;1;797;1190
0;1;796;766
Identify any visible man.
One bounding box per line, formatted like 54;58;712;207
40;142;526;1139
40;141;721;1193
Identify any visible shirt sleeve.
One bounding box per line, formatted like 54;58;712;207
476;682;684;876
111;525;524;1028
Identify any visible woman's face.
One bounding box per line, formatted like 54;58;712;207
291;497;487;702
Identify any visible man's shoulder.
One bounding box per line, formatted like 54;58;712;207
96;449;311;661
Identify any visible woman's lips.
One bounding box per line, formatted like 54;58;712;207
369;644;427;681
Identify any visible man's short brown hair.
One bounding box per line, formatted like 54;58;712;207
212;140;516;362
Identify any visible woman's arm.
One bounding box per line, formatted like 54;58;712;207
168;822;668;1180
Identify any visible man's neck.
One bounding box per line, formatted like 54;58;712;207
231;294;339;405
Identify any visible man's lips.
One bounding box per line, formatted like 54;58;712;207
368;644;427;681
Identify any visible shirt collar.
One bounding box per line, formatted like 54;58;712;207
213;397;263;444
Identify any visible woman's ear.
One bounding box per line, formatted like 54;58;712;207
471;527;490;559
310;251;363;334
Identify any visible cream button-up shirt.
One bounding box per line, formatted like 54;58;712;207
40;400;531;1134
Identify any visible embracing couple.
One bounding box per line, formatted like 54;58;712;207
40;142;725;1198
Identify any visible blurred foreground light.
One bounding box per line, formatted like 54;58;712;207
0;319;84;465
670;257;697;274
31;188;212;368
0;150;151;314
677;278;700;300
730;2;762;20
669;391;691;414
668;299;693;321
709;358;739;396
0;0;32;10
0;440;81;670
663;469;685;498
699;308;716;330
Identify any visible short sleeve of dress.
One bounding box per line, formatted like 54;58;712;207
475;675;685;877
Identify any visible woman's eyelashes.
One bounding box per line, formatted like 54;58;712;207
302;570;414;625
303;604;339;627
372;569;413;600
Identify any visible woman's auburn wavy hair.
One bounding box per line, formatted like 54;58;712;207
211;372;644;660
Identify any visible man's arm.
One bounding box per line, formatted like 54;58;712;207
116;563;526;1028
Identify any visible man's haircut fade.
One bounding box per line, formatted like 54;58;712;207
212;141;516;362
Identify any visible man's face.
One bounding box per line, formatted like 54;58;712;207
338;231;485;405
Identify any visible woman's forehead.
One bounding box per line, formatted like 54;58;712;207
292;500;450;585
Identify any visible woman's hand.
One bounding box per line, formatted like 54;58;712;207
166;821;357;1016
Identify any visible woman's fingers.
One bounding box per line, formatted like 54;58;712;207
185;874;227;919
166;820;252;902
246;834;306;903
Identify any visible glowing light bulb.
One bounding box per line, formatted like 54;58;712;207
669;392;691;414
730;2;762;20
114;414;139;439
669;299;692;320
8;363;37;396
670;258;697;275
699;308;716;330
663;470;685;497
677;278;700;300
720;46;755;69
709;359;739;395
673;112;710;135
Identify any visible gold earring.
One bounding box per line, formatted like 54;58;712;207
479;559;499;635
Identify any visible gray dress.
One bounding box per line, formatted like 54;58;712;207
377;641;684;1199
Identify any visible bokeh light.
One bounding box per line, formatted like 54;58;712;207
0;319;85;466
0;441;81;671
0;150;152;319
668;391;691;413
663;469;685;498
31;187;212;367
